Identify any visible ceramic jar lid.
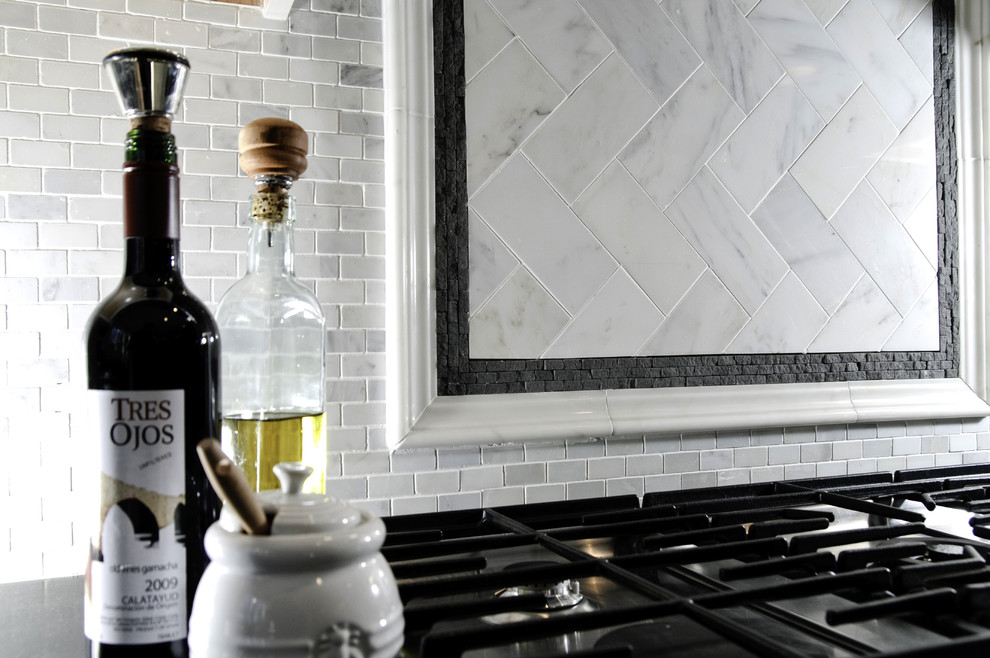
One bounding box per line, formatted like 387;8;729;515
253;463;363;535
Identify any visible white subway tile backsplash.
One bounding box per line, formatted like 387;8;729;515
784;426;817;444
891;436;922;456
734;447;768;468
605;477;643;498
566;438;606;460
6;249;66;276
1;277;38;303
603;438;644;457
768;444;800;465
0;1;37;29
505;462;546;487
832;440;863;461
905;454;936;469
750;428;784;446
7;29;68;58
0;331;39;358
963;451;990;464
0;166;42;192
801;443;832;463
336;15;380;41
681;471;718;489
97;11;154;41
717;469;752;486
816;461;847;478
39;60;100;89
950;433;979;452
390;449;437;474
438;491;481;512
9;194;66;220
935;453;964;466
567;480;606;500
625;453;662;477
43;169;101;195
863;438;893;458
876;456;908;472
0;112;40;140
39;6;99;35
547;459;588;484
663;451;700;474
1;57;40;85
415;470;459;496
338;448;387;475
644;473;680;492
482;486;523;508
700;449;734;471
784;463;818;480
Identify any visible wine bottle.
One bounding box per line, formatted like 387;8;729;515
84;48;220;657
215;118;327;493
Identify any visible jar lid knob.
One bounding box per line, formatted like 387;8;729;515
273;462;314;495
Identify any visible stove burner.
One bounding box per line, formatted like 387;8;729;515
493;561;584;611
494;579;583;610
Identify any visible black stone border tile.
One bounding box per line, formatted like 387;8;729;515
434;0;958;397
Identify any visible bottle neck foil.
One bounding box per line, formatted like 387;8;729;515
122;129;180;240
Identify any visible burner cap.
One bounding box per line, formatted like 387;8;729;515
495;560;585;610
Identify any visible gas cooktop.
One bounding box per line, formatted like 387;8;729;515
383;464;990;658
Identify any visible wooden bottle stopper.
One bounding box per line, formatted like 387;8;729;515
238;118;308;183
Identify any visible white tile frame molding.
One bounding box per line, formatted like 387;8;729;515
384;0;990;450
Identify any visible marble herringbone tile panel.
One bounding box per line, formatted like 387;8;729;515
465;0;938;359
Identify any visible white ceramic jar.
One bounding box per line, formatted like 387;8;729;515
188;463;404;657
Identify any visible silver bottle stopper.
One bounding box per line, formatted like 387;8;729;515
103;47;189;128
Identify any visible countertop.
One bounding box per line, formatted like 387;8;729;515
1;577;86;657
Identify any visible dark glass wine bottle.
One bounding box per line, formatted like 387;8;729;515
84;48;220;658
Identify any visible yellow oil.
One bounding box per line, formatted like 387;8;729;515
220;412;326;493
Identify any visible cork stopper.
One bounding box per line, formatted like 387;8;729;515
238;118;309;184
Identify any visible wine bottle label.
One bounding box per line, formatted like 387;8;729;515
84;389;188;645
